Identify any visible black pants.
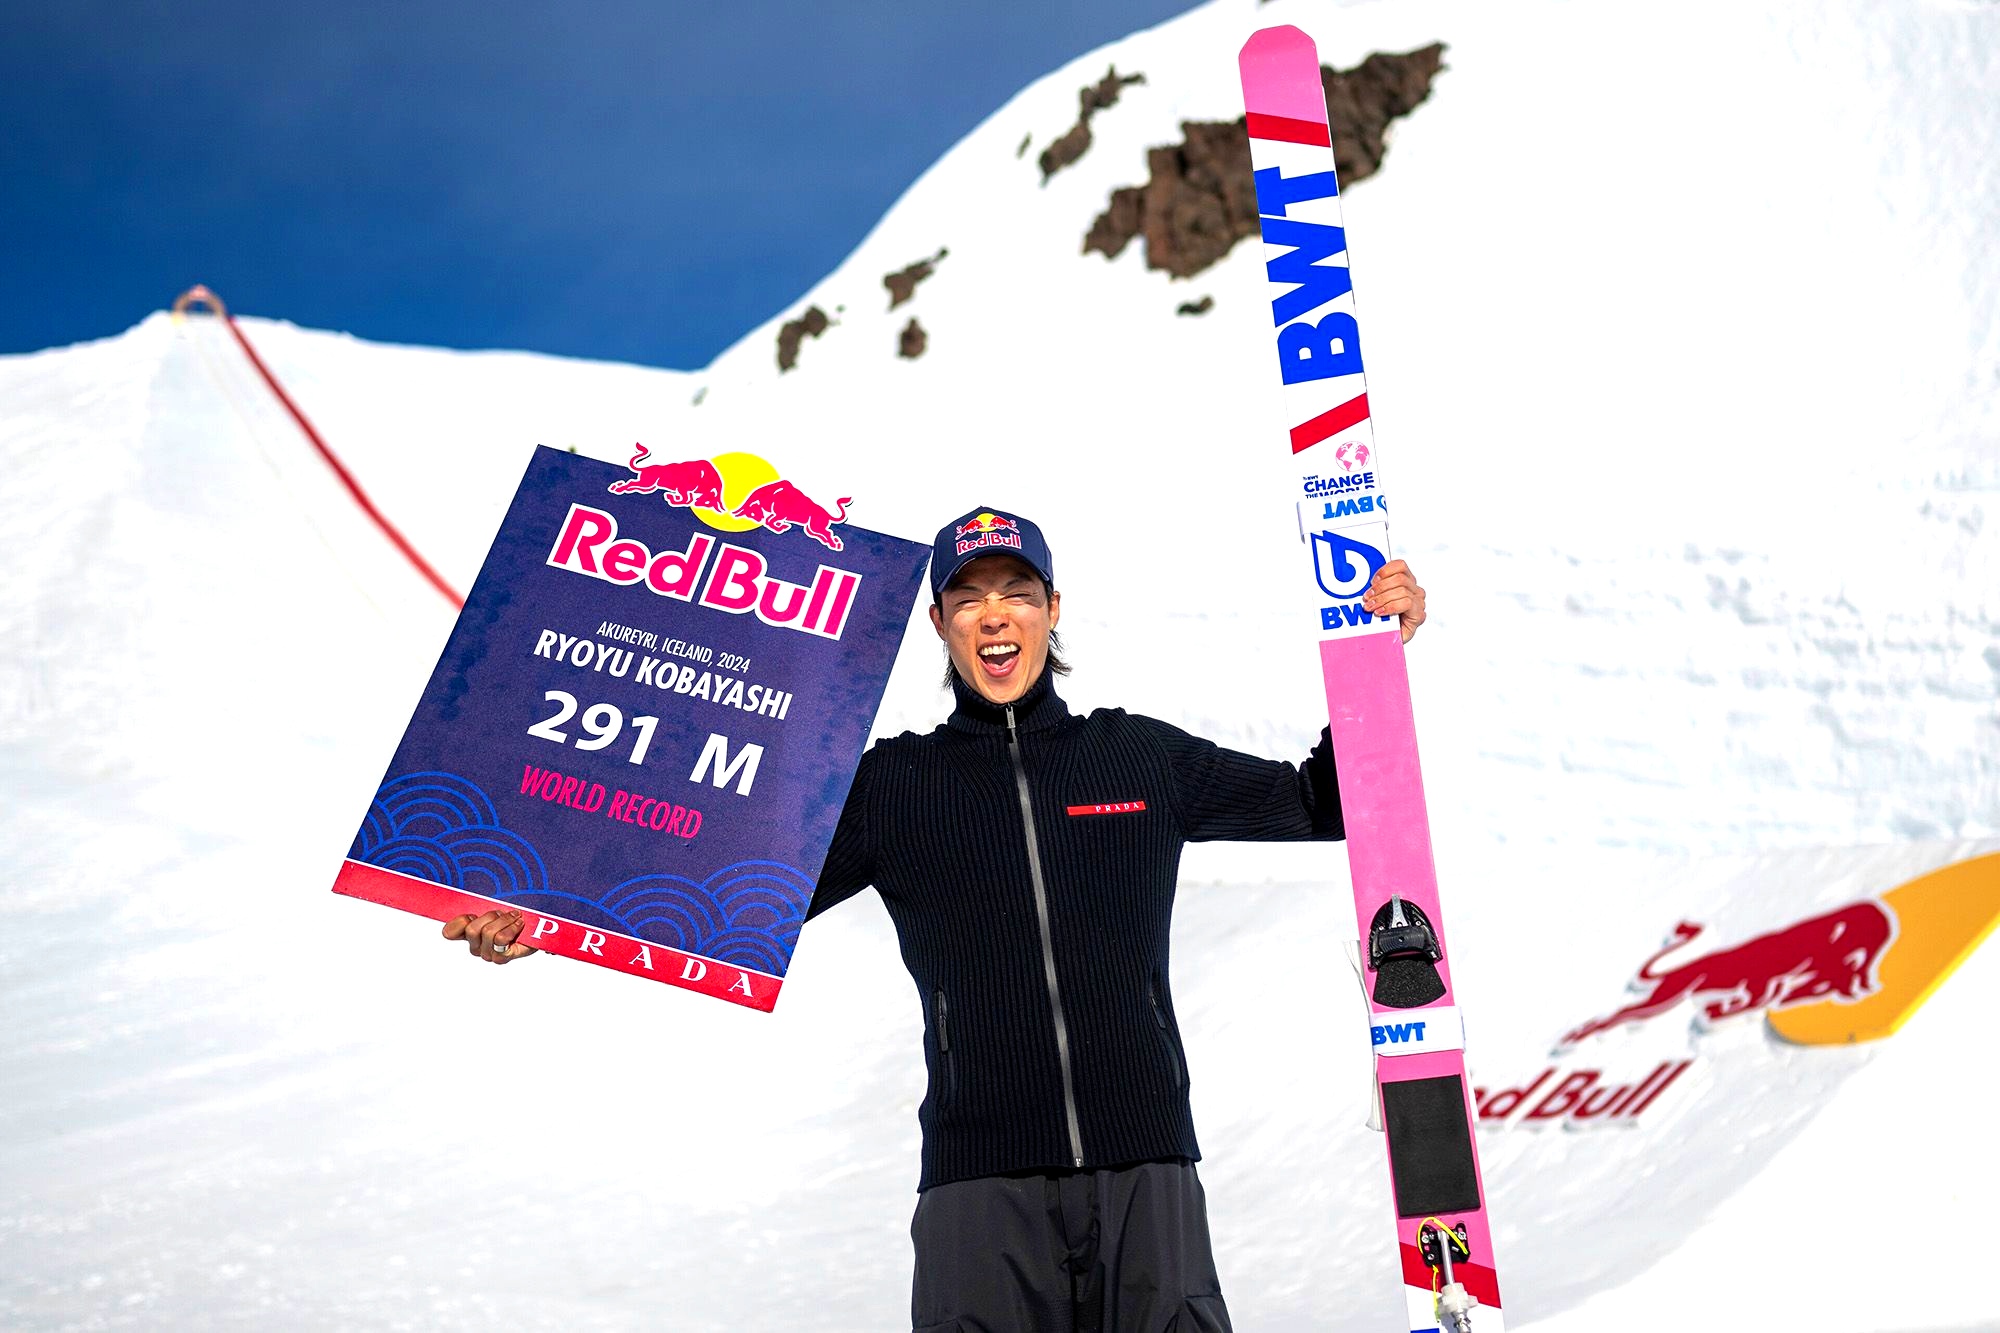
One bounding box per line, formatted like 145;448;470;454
909;1161;1233;1333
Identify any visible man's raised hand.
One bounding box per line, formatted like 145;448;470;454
1361;559;1427;643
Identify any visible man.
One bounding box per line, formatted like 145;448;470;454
446;506;1427;1332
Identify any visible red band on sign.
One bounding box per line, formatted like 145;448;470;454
332;859;781;1011
1066;801;1148;817
1245;111;1332;146
1290;393;1371;454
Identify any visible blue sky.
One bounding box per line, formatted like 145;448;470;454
4;0;1198;368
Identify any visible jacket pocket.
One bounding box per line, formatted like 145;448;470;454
1149;981;1187;1090
1167;1294;1231;1331
935;990;957;1105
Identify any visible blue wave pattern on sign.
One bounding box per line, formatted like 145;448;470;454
354;771;552;896
603;864;810;974
350;771;809;970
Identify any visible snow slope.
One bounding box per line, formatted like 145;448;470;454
4;0;1998;1327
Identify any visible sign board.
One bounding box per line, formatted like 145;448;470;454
331;446;928;1010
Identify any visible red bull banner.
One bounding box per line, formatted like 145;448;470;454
1463;849;2000;1131
331;446;929;1010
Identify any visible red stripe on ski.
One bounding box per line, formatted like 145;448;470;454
1245;111;1331;146
332;859;782;1011
1399;1243;1503;1309
1290;393;1371;453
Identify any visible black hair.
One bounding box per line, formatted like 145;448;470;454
935;578;1070;689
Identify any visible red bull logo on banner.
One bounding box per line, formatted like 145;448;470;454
609;448;850;551
548;504;861;641
953;511;1024;557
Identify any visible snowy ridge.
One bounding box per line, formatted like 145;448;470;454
4;0;1999;1327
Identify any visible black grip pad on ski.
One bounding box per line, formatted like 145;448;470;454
1368;899;1447;1009
1381;1075;1482;1218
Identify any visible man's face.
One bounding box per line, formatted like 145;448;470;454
929;555;1061;706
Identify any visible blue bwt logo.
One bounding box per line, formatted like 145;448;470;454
1372;1020;1429;1047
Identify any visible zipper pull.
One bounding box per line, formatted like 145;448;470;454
1006;703;1018;745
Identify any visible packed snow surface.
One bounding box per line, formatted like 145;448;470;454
4;0;1997;1328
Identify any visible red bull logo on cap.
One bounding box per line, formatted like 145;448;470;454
954;511;1024;556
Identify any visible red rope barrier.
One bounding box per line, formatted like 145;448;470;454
172;285;465;610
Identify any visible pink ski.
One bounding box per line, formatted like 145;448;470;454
1239;26;1504;1332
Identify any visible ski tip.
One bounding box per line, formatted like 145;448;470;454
1238;24;1318;70
1237;25;1327;124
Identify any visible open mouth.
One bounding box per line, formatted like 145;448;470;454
977;642;1022;679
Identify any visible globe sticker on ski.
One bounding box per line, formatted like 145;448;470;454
609;447;852;551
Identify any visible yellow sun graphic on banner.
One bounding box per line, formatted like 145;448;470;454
692;451;779;533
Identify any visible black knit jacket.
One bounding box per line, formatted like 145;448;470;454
808;669;1343;1191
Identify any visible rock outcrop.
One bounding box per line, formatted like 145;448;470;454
1084;45;1444;279
776;305;830;373
884;248;948;310
1039;66;1146;182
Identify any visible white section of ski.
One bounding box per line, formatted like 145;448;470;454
1369;1004;1465;1056
1407;1283;1506;1333
1344;938;1387;1131
1301;514;1398;640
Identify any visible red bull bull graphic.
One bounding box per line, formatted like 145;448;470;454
1560;902;1898;1048
731;479;851;551
606;445;725;510
952;511;1025;557
1769;850;2000;1044
1453;850;2000;1133
1561;850;2000;1050
608;447;851;553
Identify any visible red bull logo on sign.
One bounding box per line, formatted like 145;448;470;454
547;504;861;641
732;479;851;552
609;448;851;552
607;445;725;510
953;511;1024;557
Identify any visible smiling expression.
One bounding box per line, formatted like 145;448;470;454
930;555;1061;705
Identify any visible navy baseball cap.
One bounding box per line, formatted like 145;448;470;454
930;506;1055;599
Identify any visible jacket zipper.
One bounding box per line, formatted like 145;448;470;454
1007;703;1086;1169
935;990;955;1101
